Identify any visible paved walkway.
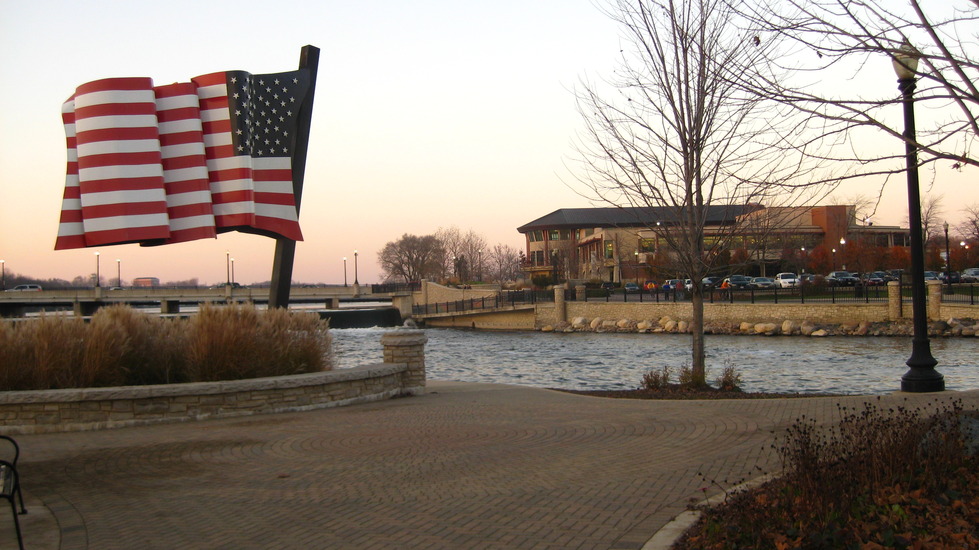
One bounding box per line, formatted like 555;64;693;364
3;382;976;550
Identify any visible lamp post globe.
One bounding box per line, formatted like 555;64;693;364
893;40;943;392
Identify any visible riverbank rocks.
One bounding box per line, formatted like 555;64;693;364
536;316;977;337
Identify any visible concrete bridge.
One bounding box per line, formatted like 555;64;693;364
0;284;415;318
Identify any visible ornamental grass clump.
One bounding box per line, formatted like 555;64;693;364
0;304;332;391
677;398;978;549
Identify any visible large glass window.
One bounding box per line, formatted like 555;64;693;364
604;240;614;259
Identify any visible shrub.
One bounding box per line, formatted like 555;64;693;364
677;398;977;548
714;365;742;392
640;365;672;390
0;304;332;390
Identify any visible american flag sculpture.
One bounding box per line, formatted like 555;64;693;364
56;67;310;249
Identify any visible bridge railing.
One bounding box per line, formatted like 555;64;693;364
412;289;550;316
372;282;421;294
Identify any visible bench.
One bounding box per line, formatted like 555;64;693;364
0;436;26;550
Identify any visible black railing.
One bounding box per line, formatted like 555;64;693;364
412;282;979;315
412;289;550;316
575;283;895;304
942;283;978;305
372;282;421;294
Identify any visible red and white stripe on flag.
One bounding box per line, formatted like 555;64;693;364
54;102;84;250
193;72;302;241
154;82;216;244
56;78;171;249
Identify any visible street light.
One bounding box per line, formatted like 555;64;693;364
94;251;101;287
353;250;359;285
831;248;836;271
634;251;640;285
225;251;230;286
343;257;348;287
1;259;5;290
800;247;807;274
839;237;846;271
231;258;235;285
943;221;951;291
893;40;944;392
116;259;121;288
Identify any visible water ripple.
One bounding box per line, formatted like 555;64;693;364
331;328;977;395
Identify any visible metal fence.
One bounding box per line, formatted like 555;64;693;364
411;289;550;316
413;283;979;316
371;282;421;294
576;283;894;304
941;284;979;305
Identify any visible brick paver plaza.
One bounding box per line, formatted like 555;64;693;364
4;381;977;549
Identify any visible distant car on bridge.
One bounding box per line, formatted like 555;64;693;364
9;284;42;291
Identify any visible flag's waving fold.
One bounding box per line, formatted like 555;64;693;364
55;68;308;250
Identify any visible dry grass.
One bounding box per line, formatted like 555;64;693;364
0;304;332;390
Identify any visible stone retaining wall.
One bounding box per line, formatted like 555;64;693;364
0;329;428;434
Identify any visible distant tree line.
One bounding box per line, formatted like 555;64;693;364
378;226;523;285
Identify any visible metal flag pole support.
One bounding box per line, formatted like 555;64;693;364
269;45;320;309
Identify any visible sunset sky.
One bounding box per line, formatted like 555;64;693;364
1;1;974;286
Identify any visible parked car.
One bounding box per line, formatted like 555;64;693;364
826;271;860;286
702;276;722;289
748;277;776;289
799;273;817;284
774;272;798;288
923;271;939;281
9;284;42;291
962;268;979;283
871;271;897;283
938;271;961;284
722;274;752;289
862;273;885;286
600;281;616;291
624;282;640;293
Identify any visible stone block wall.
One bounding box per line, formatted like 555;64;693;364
0;329;428;434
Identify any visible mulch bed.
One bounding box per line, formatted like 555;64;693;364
553;386;840;400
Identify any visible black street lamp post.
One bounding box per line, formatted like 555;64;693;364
894;41;944;392
95;251;101;288
943;221;952;292
353;250;359;285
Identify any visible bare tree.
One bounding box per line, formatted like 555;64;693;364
958;203;979;242
903;194;944;241
572;0;828;384
487;243;522;283
738;1;979;175
378;234;446;283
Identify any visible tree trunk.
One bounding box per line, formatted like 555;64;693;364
691;287;707;386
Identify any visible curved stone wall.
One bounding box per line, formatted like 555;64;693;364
0;329;428;434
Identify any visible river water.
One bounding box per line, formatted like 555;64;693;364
331;328;978;395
